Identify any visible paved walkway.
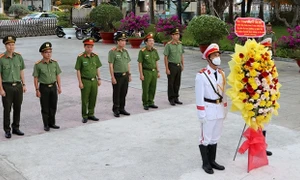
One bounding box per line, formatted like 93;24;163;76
0;36;299;180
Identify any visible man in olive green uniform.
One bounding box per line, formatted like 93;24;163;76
0;35;26;138
138;33;160;110
259;22;277;55
33;42;62;131
163;28;185;106
75;38;102;123
108;33;131;117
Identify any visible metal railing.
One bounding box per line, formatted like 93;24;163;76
0;18;57;39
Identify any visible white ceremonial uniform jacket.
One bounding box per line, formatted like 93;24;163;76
195;65;228;120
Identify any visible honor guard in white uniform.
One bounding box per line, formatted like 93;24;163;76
195;43;228;174
260;38;273;156
261;38;273;58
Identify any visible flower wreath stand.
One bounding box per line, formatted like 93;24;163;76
226;39;281;172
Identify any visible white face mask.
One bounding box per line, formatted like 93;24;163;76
212;57;221;66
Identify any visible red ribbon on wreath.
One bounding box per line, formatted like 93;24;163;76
238;127;269;172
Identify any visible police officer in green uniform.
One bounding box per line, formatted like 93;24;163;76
259;22;277;55
75;38;102;123
138;33;160;110
108;32;131;117
163;28;185;106
33;42;62;131
0;35;26;138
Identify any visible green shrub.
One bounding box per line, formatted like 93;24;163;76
53;11;72;27
181;29;197;47
8;4;30;18
58;5;73;11
90;4;123;32
144;24;155;35
61;0;76;6
0;13;9;20
187;15;228;45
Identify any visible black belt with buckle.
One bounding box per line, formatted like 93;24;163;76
81;77;96;81
2;82;21;86
40;82;56;87
114;72;128;77
143;68;156;72
204;98;222;104
168;62;181;67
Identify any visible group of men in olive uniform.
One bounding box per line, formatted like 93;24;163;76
0;28;185;138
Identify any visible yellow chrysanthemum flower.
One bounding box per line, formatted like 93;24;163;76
245;103;254;110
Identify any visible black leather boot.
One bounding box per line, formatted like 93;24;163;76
199;145;214;174
262;130;273;156
208;144;225;170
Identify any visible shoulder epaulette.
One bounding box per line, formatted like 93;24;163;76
51;59;57;62
178;41;182;44
141;47;146;52
14;52;21;55
111;47;116;51
199;68;207;74
35;60;41;64
92;52;98;56
153;47;157;50
271;31;275;34
167;41;172;44
0;53;4;58
124;48;127;51
78;53;84;57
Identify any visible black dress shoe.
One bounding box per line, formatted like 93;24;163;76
49;125;60;129
169;100;176;106
12;129;24;136
174;100;183;104
82;118;88;123
5;132;11;138
120;110;130;115
88;116;99;121
266;150;272;156
114;111;120;117
149;104;158;108
44;126;50;131
144;106;149;110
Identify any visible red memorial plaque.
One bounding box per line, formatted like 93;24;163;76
235;17;266;38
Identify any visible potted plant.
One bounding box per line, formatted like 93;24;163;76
119;12;150;48
90;4;123;44
187;15;228;52
155;15;186;45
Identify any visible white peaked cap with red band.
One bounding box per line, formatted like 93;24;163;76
260;38;272;47
202;43;220;60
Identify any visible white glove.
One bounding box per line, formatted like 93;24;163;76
199;117;207;123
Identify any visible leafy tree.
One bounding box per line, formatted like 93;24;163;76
267;0;300;27
8;4;30;18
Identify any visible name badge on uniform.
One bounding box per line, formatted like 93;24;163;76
83;62;88;64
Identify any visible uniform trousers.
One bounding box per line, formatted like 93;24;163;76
81;79;98;118
112;73;129;112
2;83;23;132
167;62;181;102
142;69;157;106
39;83;58;127
199;118;224;146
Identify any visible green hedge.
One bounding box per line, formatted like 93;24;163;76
53;11;72;28
0;13;9;20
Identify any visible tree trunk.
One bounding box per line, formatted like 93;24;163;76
228;0;233;23
241;0;246;17
197;0;201;16
291;4;300;27
246;0;253;16
150;0;155;24
258;0;264;20
274;1;291;27
213;0;229;20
